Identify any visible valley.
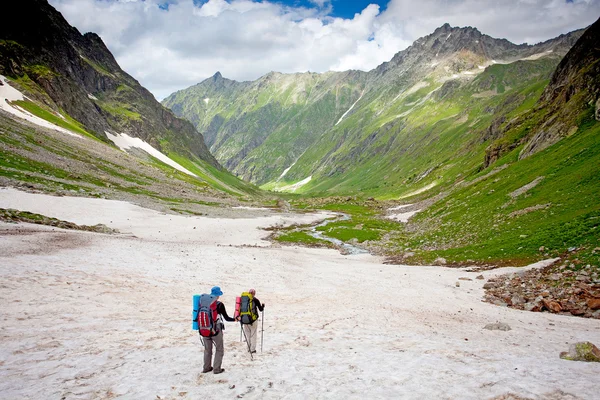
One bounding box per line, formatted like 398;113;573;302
0;1;599;398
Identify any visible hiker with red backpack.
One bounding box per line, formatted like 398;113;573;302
236;289;265;354
195;286;235;374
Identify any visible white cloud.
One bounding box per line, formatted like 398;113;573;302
48;0;600;100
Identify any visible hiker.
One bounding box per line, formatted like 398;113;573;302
237;288;265;354
199;286;235;374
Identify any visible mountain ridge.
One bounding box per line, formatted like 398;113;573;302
163;23;585;189
0;0;219;169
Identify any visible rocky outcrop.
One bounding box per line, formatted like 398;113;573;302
519;17;600;160
0;208;118;234
484;262;600;319
0;0;220;168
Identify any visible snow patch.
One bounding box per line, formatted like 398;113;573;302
431;62;439;68
203;98;210;104
388;204;413;211
398;182;438;199
335;91;364;126
105;131;197;177
1;188;599;399
278;161;296;180
520;51;554;61
0;75;80;137
446;33;452;40
274;176;312;192
478;65;485;70
87;93;98;101
387;209;421;223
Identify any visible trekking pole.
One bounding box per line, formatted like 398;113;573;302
240;323;254;360
261;309;264;353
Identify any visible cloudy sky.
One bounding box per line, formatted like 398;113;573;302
49;0;600;100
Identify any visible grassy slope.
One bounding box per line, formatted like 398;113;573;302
268;56;599;268
163;71;367;183
1;77;261;201
403;109;600;266
278;58;559;199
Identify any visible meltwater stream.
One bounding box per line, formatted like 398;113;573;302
307;213;369;255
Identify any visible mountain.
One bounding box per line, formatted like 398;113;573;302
265;18;599;269
164;70;367;183
163;23;584;193
0;0;260;202
0;0;218;167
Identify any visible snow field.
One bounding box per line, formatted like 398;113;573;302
0;188;599;399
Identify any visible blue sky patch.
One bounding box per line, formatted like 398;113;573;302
263;0;389;18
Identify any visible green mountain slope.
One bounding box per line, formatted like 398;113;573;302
0;0;260;200
272;18;600;269
164;70;368;183
164;24;583;193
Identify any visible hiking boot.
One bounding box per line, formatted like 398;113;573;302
202;367;213;373
213;368;225;374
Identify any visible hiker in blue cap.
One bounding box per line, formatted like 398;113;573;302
201;286;235;374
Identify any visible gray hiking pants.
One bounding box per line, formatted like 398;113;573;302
203;330;224;371
243;322;258;352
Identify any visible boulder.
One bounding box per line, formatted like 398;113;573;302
559;342;600;362
483;282;496;289
434;257;447;265
586;298;600;310
542;299;562;313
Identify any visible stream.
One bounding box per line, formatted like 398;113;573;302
307;213;369;255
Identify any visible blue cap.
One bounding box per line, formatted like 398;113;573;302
211;286;223;296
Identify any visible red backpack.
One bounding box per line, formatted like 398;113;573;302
197;294;219;337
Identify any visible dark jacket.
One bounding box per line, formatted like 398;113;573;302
206;301;234;337
217;301;235;322
253;297;264;314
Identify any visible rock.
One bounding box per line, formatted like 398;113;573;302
511;295;525;306
483;282;496;289
458;277;472;281
455;282;460;287
542;299;562;313
570;308;585;316
539;246;546;252
434;257;447;265
483;322;512;331
476;275;484;280
586;298;600;310
559;342;600;362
